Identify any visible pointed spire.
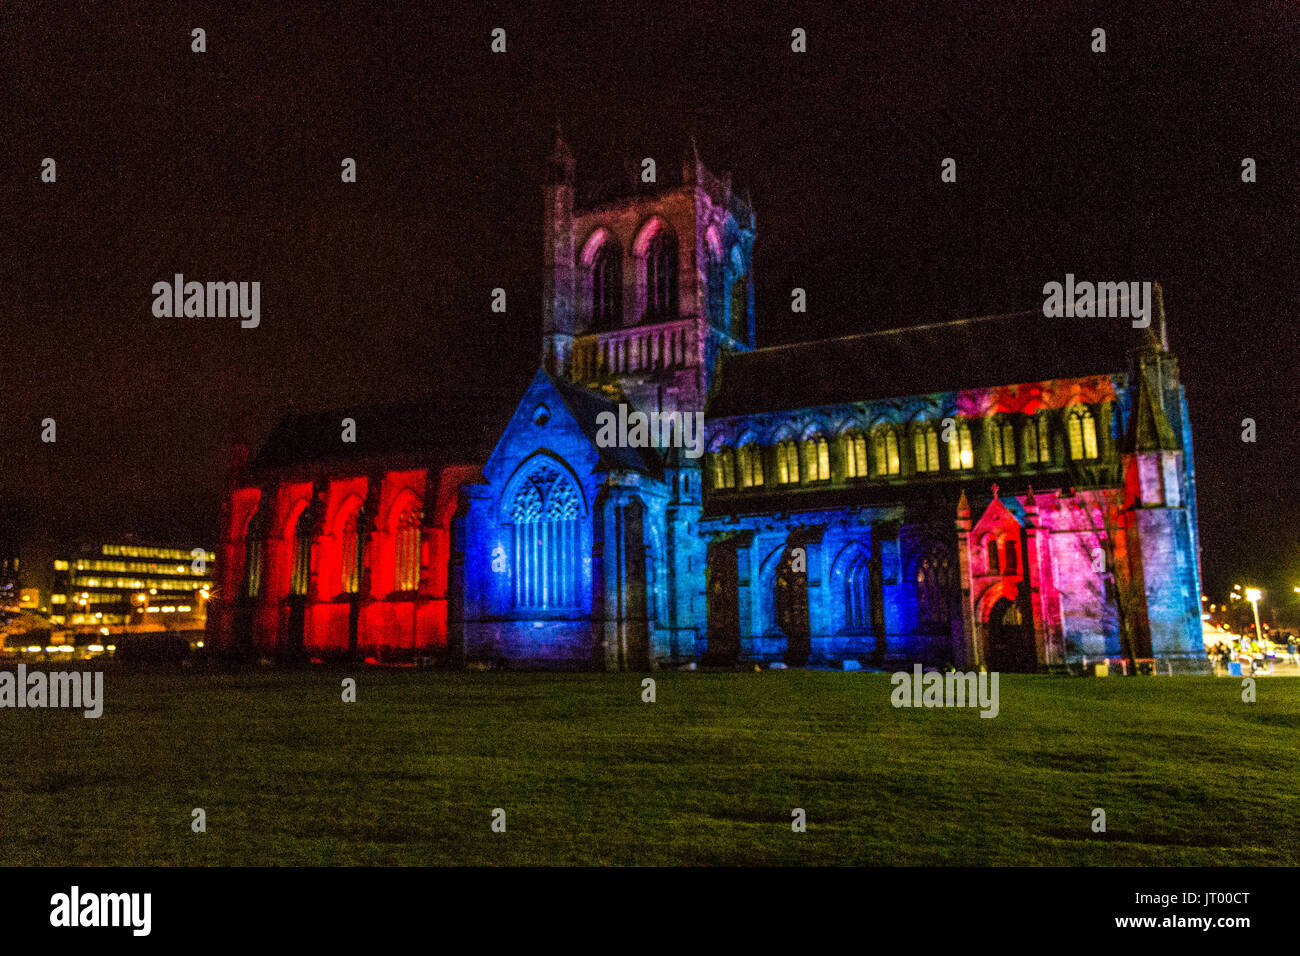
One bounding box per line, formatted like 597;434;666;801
957;489;970;518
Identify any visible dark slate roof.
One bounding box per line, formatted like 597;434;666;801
248;396;497;474
544;373;665;479
707;310;1160;418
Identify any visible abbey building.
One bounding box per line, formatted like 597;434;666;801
207;133;1207;673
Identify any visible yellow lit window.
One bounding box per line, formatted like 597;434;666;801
947;421;974;471
776;439;799;484
874;427;900;476
842;430;868;478
913;425;940;473
1067;407;1099;460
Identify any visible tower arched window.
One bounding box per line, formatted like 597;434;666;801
706;245;725;328
844;549;872;631
1066;406;1099;460
776;438;800;484
913;423;941;473
290;506;314;597
508;465;581;609
873;426;901;476
802;435;829;482
645;230;678;320
947;420;974;471
842;430;868;479
591;242;622;329
393;502;422;593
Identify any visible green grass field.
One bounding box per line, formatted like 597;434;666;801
1;669;1296;865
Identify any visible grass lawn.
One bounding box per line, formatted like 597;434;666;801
1;669;1296;865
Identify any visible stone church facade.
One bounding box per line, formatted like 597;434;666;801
208;134;1207;673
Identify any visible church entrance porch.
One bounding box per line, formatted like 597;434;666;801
984;596;1037;673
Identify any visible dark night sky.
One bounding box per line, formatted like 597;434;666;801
1;1;1297;602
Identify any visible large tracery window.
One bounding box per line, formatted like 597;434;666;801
509;465;581;610
393;503;422;593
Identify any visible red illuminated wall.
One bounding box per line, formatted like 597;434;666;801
207;461;479;663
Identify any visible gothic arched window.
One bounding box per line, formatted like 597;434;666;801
340;504;364;595
737;442;764;488
706;244;725;328
844;549;872;631
947;420;974;471
842;430;868;479
990;418;1016;468
710;447;736;490
645;230;678;320
916;550;954;628
802;435;829;482
393;502;422;592
289;506;314;597
1024;413;1052;464
874;426;901;476
776;438;800;484
1003;538;1019;575
591;242;622;329
243;506;269;599
509;465;582;609
1067;406;1099;460
913;422;941;473
986;538;1000;574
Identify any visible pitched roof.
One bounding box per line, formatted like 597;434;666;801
248;396;496;474
707;309;1161;418
542;373;665;478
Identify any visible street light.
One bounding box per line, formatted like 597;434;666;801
1245;588;1264;645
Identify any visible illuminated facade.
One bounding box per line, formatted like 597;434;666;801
211;134;1207;672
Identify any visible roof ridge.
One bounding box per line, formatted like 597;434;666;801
737;307;1048;359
